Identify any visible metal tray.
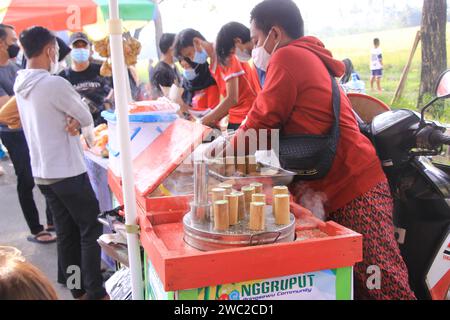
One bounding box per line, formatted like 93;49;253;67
208;163;296;187
183;205;296;251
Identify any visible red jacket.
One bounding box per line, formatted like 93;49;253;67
241;36;387;212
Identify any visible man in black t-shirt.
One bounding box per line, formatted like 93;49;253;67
150;33;181;98
59;32;113;125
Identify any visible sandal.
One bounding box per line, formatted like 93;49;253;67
27;231;57;244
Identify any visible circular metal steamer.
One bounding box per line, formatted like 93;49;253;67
183;205;296;251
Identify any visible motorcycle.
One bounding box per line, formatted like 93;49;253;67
353;70;450;300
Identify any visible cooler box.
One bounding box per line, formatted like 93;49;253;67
102;106;178;177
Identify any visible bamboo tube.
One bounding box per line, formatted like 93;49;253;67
225;194;239;226
211;188;225;203
272;186;289;217
252;193;266;204
214;200;229;231
274;194;290;225
233;191;245;221
225;156;235;177
249;202;265;231
246;155;258;174
242;186;255;215
218;183;233;195
236;156;247;175
250;182;263;194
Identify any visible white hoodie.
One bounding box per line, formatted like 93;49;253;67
14;69;93;179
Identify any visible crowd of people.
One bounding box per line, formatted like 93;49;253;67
0;0;413;301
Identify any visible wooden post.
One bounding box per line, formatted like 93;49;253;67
391;30;421;106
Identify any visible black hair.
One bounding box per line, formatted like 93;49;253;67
20;26;56;59
341;58;355;84
374;38;380;46
159;33;176;55
174;29;206;60
0;24;14;41
250;0;304;40
216;22;251;66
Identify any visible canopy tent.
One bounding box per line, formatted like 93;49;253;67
0;0;156;40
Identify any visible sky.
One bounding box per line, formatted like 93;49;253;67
138;0;424;59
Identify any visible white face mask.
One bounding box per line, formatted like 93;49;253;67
49;46;60;75
236;47;251;62
251;29;280;72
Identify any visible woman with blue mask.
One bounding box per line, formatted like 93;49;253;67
174;27;260;130
179;57;220;115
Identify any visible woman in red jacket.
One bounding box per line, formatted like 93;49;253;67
234;0;416;300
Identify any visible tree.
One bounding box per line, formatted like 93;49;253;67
418;0;447;107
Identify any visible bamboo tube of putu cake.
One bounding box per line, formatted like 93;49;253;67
242;186;255;215
236;156;247;175
218;183;233;195
249;202;265;231
250;182;263;194
214;200;229;231
225;156;235;177
272;185;289;217
233;191;246;221
225;193;239;226
211;188;225;203
246;155;258;174
274;194;290;225
252;193;266;204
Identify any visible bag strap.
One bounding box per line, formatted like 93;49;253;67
282;71;340;139
328;71;341;141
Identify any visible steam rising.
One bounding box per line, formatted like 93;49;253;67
295;184;328;221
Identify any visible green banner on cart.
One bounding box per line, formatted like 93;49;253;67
145;255;353;301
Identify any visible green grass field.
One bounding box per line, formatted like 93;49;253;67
324;25;450;123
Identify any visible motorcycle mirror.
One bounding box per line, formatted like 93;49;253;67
420;69;450;127
435;69;450;99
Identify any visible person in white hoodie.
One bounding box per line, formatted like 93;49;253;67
14;26;108;300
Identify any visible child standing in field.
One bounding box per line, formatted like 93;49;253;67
370;38;383;92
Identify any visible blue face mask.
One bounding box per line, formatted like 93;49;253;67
71;48;90;63
183;69;198;81
193;49;208;64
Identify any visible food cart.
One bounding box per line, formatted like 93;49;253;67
107;119;363;300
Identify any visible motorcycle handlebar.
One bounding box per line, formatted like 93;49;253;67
430;130;450;146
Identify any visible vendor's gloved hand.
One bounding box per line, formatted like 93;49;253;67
66;117;81;136
202;132;235;161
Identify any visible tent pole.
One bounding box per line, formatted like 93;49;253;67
107;0;144;300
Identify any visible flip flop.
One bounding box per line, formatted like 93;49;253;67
27;231;57;244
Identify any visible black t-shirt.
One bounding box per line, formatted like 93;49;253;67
59;63;112;110
150;61;181;96
181;60;216;106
